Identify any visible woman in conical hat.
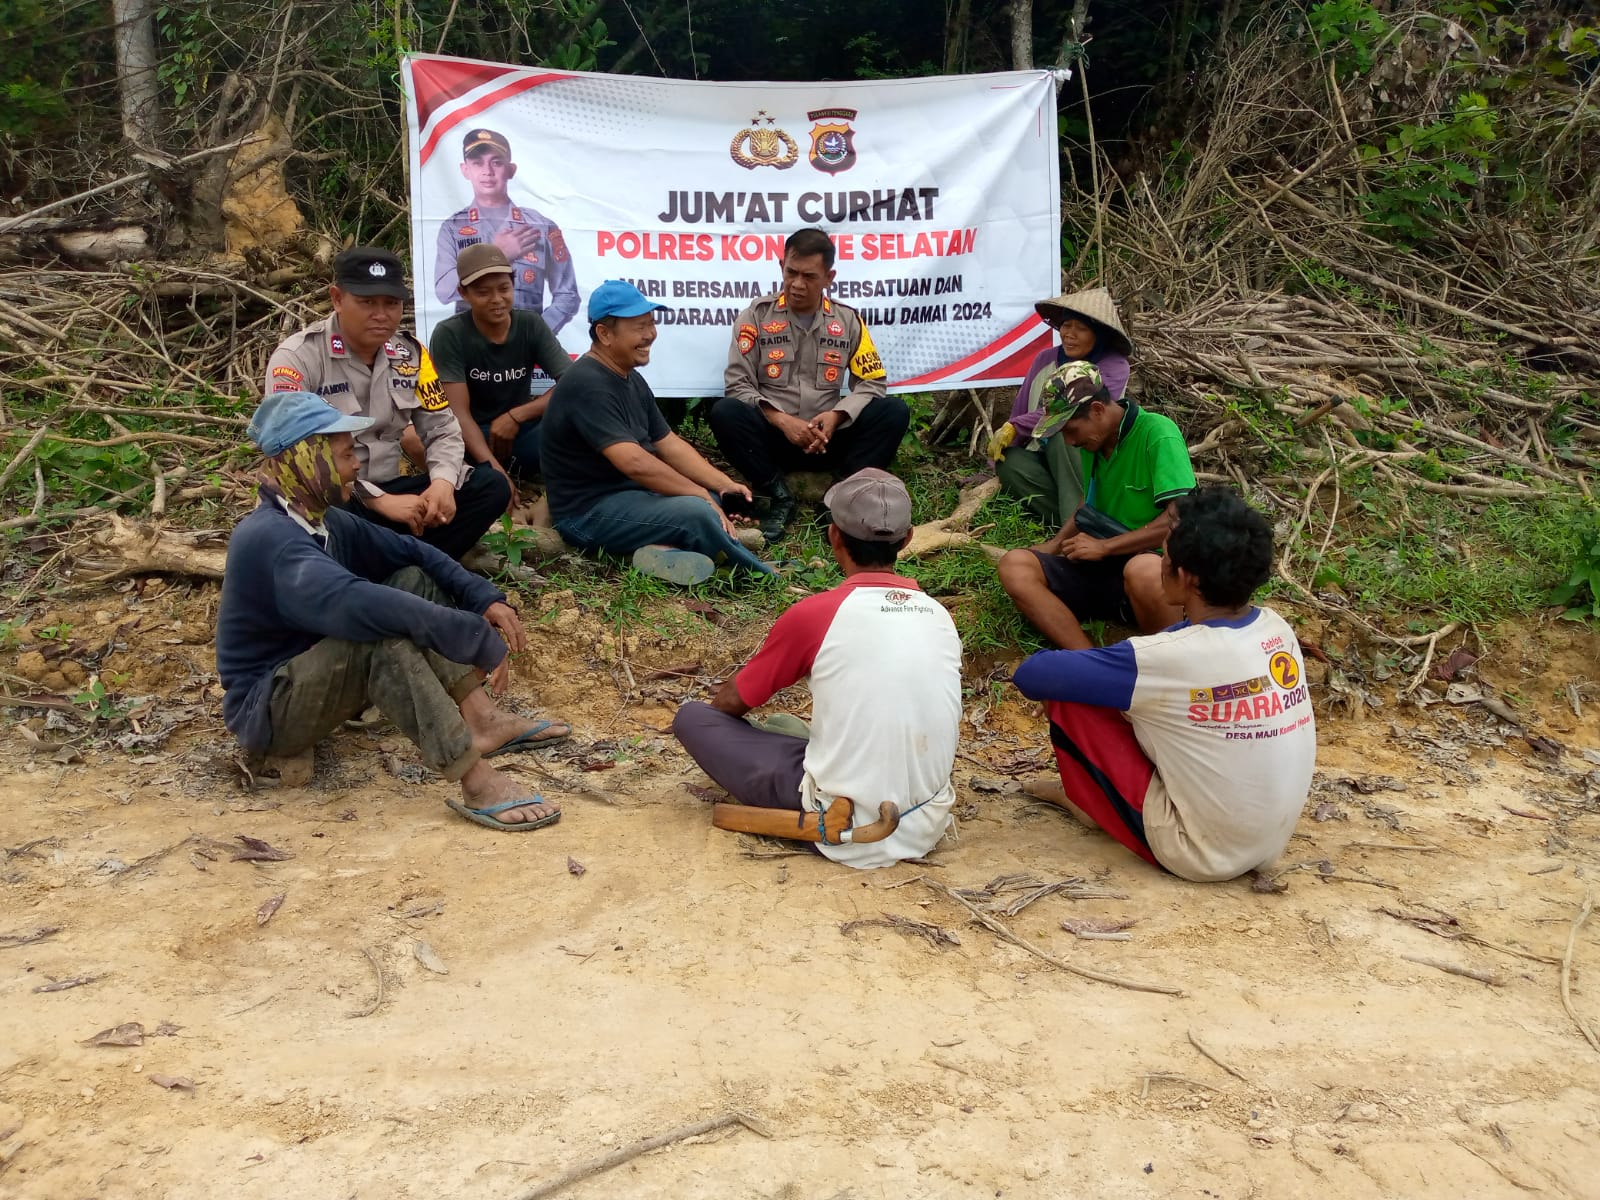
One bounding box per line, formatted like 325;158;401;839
988;287;1132;527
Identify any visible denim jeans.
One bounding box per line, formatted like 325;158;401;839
554;489;774;575
479;419;543;479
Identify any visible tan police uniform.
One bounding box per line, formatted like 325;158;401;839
264;316;466;492
724;293;887;425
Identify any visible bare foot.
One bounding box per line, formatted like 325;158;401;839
458;761;560;825
460;688;571;755
470;711;572;756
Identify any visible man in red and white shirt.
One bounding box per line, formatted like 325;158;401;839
673;469;962;868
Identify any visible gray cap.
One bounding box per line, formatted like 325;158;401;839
824;468;913;542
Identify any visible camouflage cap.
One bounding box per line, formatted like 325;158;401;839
1033;361;1109;441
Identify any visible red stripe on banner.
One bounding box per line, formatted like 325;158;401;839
418;71;572;166
411;59;522;132
967;327;1055;382
894;317;1051;387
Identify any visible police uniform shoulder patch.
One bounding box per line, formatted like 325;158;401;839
550;228;569;263
329;333;346;356
849;324;886;381
271;364;304;389
737;323;758;354
414;348;449;412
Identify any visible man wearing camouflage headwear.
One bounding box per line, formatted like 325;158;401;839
432;128;580;332
989;287;1132;526
997;361;1196;650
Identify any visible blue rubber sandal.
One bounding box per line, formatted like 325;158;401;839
632;545;714;585
484;719;571;757
446;796;561;832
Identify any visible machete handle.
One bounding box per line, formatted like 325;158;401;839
839;801;900;844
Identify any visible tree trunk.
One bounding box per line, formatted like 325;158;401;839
945;0;973;74
111;0;162;149
1009;0;1034;70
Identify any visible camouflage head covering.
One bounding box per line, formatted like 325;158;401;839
1033;361;1110;441
259;435;344;524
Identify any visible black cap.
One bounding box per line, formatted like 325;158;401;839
462;128;512;158
333;246;408;298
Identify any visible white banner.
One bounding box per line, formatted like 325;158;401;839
402;56;1061;396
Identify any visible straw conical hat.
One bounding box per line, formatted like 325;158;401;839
1034;287;1133;357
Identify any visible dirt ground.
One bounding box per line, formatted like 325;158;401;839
2;578;1599;1200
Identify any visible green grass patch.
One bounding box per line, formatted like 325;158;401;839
1283;472;1594;626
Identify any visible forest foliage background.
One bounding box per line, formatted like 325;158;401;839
1;0;1599;642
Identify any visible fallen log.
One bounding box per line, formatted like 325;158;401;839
900;476;1005;562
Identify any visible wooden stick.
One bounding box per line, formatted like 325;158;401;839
926;881;1182;996
1187;1027;1252;1083
513;1111;772;1200
0;426;50;492
1560;889;1600;1055
347;947;386;1019
1401;954;1503;987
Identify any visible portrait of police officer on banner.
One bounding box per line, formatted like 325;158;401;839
432;128;580;333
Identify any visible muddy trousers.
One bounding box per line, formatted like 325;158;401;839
264;567;481;782
996;436;1086;529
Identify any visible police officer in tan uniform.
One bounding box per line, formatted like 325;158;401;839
432;129;580;333
709;227;908;543
265;246;511;561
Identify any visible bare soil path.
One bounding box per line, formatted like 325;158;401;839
2;584;1598;1199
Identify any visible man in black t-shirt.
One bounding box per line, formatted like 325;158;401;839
429;243;570;501
540;281;774;584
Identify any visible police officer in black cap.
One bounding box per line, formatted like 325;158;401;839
264;246;511;561
432;128;580;332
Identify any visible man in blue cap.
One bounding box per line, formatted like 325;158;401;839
539;280;774;583
216;390;573;832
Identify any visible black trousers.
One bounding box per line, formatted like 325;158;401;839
343;466;511;561
707;395;911;490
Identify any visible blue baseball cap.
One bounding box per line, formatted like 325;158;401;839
248;391;374;457
587;279;667;322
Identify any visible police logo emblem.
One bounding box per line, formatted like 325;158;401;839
823;366;840;384
762;320;788;334
828;321;844;336
550;228;569;263
522;269;536;284
764;364;783;379
369;262;387;277
806;108;858;175
737;323;758;354
730;110;798;171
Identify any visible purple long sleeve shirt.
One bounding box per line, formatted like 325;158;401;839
1007;347;1130;437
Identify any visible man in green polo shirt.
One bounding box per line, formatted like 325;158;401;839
997;362;1196;649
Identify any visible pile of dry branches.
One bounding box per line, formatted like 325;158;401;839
1058;9;1600;510
0;258;329;531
